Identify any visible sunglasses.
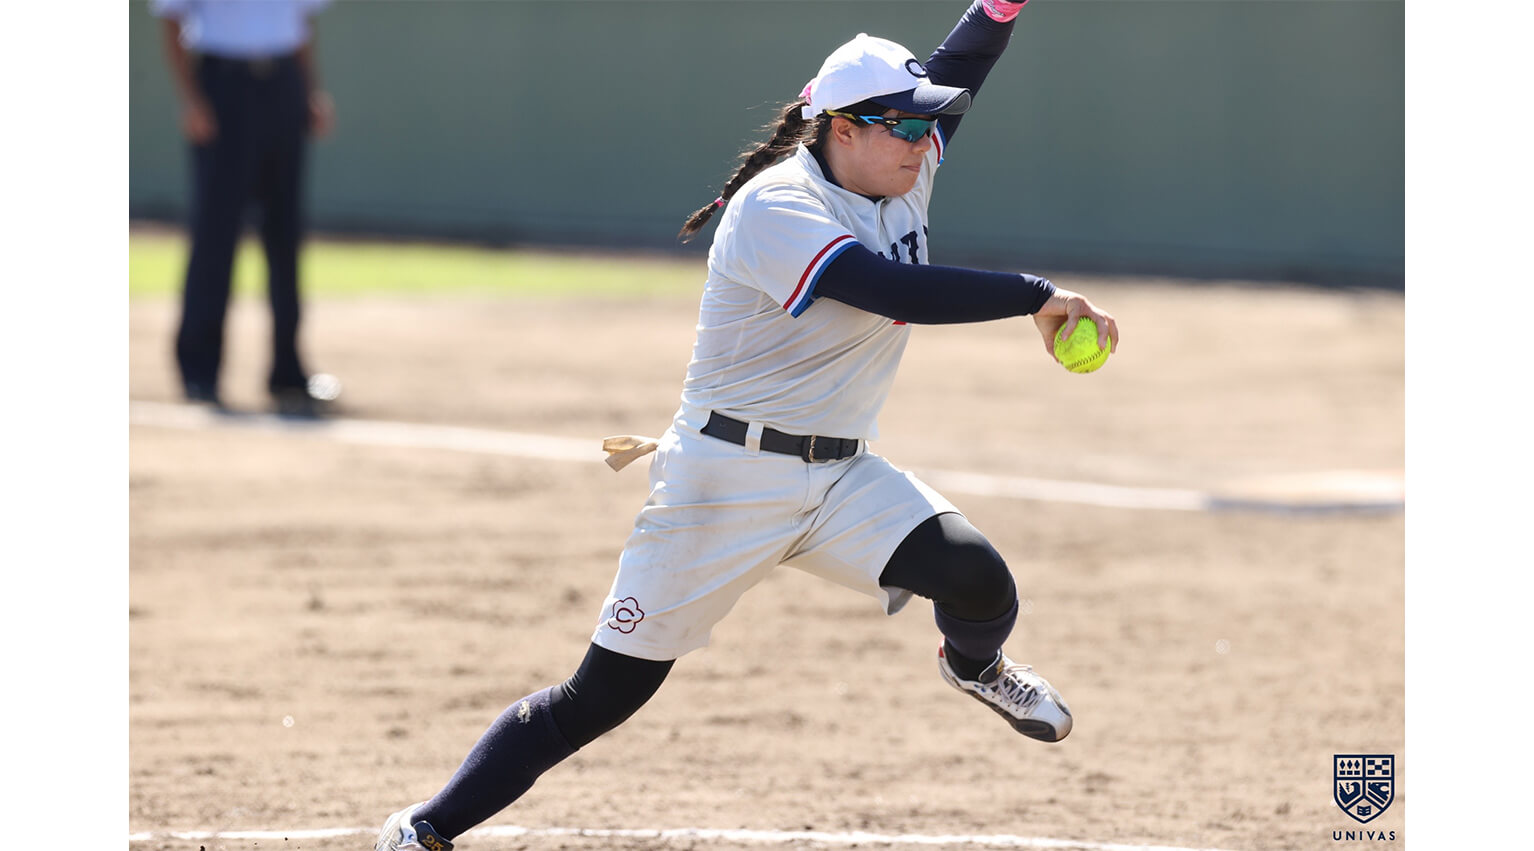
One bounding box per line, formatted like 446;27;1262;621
825;110;938;143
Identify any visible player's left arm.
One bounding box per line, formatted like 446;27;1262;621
815;247;1119;355
926;0;1030;146
815;243;1055;324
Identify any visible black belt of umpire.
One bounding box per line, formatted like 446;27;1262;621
703;411;860;463
196;51;299;77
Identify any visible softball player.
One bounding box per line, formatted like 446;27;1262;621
378;2;1118;847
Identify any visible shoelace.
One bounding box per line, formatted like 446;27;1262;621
986;662;1043;712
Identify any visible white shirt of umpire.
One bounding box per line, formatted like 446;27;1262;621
682;127;948;442
151;0;330;59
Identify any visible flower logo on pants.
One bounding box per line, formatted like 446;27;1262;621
606;597;645;633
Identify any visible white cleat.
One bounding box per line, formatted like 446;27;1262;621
937;645;1073;742
375;802;453;851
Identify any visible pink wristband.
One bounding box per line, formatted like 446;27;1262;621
982;0;1027;23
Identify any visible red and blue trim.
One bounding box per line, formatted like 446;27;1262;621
784;234;858;317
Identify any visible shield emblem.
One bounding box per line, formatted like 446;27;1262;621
1334;754;1394;823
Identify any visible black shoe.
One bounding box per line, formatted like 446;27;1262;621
271;373;341;418
184;382;224;408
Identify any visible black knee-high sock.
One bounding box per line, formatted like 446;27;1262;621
408;644;671;840
935;596;1019;679
412;686;575;839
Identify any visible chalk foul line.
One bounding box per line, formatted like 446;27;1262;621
128;400;1402;514
125;823;1242;851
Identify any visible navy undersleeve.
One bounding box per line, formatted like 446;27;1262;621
927;1;1019;145
814;243;1054;324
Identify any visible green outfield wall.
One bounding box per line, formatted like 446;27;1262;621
129;0;1404;286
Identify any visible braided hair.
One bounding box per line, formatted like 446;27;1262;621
678;98;835;242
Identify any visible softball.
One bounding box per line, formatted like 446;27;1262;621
1053;317;1110;374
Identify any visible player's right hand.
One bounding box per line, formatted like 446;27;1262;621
1032;288;1119;361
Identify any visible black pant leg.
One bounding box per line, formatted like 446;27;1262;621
258;59;310;390
176;60;257;394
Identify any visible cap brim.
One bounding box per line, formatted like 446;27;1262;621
871;84;972;116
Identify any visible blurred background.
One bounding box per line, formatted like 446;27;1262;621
128;0;1404;288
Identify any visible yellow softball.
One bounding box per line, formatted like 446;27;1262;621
1053;317;1110;374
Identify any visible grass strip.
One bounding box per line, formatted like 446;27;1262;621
129;229;704;299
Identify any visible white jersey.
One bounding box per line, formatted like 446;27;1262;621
680;129;949;440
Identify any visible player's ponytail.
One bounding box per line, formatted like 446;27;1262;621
678;98;831;242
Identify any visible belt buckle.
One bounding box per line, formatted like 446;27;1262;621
801;435;820;463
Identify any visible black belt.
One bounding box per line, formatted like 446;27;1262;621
703;411;860;463
196;52;299;77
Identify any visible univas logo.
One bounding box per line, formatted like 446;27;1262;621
606;597;645;633
1334;754;1394;824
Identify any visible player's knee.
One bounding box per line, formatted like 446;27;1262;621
550;643;673;749
882;513;1015;618
938;540;1015;617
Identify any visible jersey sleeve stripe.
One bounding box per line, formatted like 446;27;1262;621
933;123;947;165
785;234;858;317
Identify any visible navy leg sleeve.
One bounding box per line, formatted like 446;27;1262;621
412;686;576;839
879;513;1020;672
413;644;671;839
879;512;1017;621
550;643;673;749
935;597;1019;665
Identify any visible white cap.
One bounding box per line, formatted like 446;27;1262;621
800;33;972;121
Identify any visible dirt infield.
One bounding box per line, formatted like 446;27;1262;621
128;269;1404;851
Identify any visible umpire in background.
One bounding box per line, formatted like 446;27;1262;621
153;0;339;416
